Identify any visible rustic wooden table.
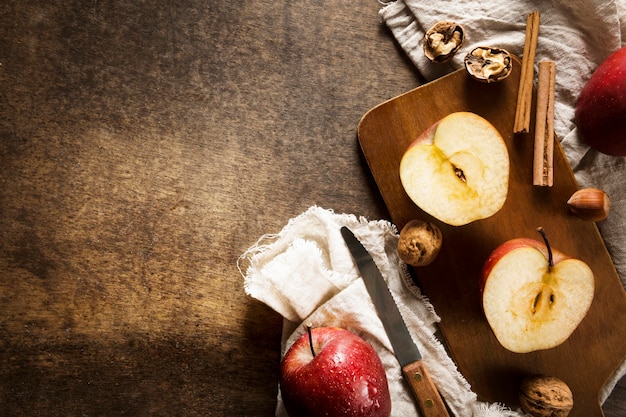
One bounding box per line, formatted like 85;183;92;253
0;1;623;416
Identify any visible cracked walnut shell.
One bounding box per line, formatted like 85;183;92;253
464;46;512;82
423;21;464;63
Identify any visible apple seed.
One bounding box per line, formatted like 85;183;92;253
531;287;555;316
454;166;466;182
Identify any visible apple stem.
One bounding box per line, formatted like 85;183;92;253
536;227;554;270
306;324;316;358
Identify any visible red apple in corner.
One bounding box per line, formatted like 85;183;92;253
399;112;510;226
280;326;391;417
575;46;626;156
480;228;594;353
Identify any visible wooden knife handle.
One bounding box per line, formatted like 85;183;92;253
402;360;450;417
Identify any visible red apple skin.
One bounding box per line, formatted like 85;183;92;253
575;46;626;156
405;120;439;151
280;327;391;417
480;238;570;294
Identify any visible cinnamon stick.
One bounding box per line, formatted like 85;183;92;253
533;61;556;187
514;11;541;134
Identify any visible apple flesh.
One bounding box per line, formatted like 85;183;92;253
280;327;391;417
480;232;594;353
399;112;509;226
575;46;626;156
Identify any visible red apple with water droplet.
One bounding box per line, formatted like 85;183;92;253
280;327;391;417
575;46;626;156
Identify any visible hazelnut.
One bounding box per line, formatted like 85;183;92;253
464;46;512;82
397;219;442;267
567;187;610;221
423;21;464;63
519;375;573;417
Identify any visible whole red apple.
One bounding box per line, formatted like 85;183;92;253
575;46;626;156
480;228;594;353
280;327;391;417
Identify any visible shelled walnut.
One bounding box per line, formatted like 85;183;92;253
519;375;574;417
423;21;464;63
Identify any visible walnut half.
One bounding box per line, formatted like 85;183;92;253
464;46;512;83
423;21;464;63
519;375;574;417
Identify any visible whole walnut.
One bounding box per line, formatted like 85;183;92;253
397;219;442;267
519;375;573;417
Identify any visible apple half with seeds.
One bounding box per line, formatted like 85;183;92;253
480;228;595;353
399;112;510;226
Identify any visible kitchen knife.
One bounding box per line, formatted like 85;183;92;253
340;226;450;417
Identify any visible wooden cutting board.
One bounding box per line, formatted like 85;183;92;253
357;58;626;416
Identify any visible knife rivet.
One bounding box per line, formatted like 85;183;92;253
424;399;434;408
413;372;423;381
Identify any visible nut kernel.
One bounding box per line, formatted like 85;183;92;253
423;21;464;63
464;46;512;83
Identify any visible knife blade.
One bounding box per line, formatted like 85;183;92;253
340;226;450;417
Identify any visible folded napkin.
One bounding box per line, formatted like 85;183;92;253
240;206;529;417
380;0;626;401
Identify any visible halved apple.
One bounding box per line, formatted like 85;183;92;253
399;112;510;226
480;229;595;353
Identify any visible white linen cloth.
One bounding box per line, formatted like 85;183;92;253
240;206;531;417
379;0;626;403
